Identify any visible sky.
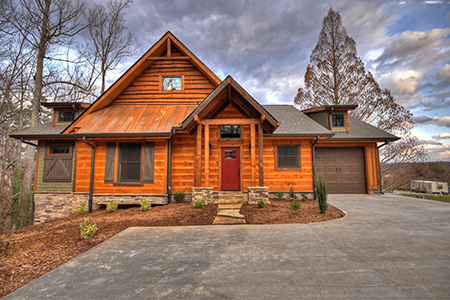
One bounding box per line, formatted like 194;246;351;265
107;0;450;161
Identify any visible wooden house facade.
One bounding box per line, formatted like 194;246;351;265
11;32;398;224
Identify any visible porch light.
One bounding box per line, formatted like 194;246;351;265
209;143;212;155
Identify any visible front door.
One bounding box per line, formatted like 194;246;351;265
221;147;240;190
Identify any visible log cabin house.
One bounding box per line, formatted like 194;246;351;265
11;32;398;223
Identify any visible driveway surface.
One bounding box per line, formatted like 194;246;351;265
4;194;450;299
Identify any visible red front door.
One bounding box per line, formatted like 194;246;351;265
221;147;240;190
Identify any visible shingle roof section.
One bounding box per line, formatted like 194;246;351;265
263;105;333;136
10;123;68;138
328;116;399;141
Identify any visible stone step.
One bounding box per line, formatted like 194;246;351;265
217;209;245;218
213;216;246;225
218;203;243;209
214;199;246;204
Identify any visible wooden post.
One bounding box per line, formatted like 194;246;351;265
167;38;171;57
258;124;264;186
204;124;210;187
251;124;256;186
195;125;202;186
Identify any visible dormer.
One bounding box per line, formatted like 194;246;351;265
302;105;358;133
41;102;90;127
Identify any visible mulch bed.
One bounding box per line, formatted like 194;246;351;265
0;199;343;297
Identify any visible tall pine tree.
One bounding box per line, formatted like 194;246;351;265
295;8;427;175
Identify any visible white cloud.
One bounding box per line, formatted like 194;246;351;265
423;143;450;160
380;70;426;95
432;133;450;139
415;116;450;127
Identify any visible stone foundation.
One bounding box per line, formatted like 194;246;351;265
248;187;269;204
191;187;214;205
369;188;381;195
33;192;168;224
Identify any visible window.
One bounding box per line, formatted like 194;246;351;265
105;142;155;184
220;125;241;139
277;145;300;169
43;142;73;182
118;143;142;182
161;76;182;91
58;110;76;122
332;114;344;127
224;150;237;159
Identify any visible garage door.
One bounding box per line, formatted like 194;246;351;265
315;147;366;194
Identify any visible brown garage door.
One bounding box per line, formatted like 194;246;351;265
315;147;366;194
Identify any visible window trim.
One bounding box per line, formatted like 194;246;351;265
220;125;241;139
275;144;301;170
161;75;184;91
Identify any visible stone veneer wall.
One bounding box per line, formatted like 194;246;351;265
248;187;269;204
191;187;214;205
33;192;168;224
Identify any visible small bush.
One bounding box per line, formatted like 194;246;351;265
76;200;88;215
316;173;328;213
257;199;265;208
193;198;204;209
173;192;186;203
140;200;151;211
80;219;98;240
0;234;15;266
289;200;302;212
106;200;118;212
274;192;284;199
289;187;298;200
301;193;308;201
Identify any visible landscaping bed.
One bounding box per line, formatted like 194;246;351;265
1;199;343;297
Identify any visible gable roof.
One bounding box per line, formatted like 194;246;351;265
263;105;333;137
63;31;221;134
181;76;279;134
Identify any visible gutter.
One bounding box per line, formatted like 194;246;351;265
82;137;95;213
312;136;320;200
20;138;37;147
377;140;389;195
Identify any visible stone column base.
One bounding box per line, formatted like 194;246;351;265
192;187;214;205
248;187;269;204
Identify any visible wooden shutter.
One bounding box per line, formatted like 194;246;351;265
43;142;73;182
144;142;155;183
105;142;116;183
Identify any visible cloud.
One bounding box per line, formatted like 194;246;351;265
423;143;450;161
432;133;450;139
379;70;426;95
414;115;450;127
418;138;442;145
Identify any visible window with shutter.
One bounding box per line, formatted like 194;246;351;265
43;142;73;182
118;143;142;183
276;145;300;169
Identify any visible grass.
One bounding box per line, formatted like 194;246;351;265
402;194;450;203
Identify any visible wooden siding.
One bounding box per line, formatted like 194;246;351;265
316;141;380;193
114;53;216;106
75;140;167;194
35;141;75;192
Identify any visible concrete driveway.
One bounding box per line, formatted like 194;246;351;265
4;194;450;299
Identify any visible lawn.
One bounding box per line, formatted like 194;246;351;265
402;194;450;203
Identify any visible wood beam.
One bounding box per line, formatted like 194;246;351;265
194;115;201;125
251;124;256;186
200;119;260;125
195;125;202;186
258;124;264;186
204;124;209;187
260;114;266;124
146;56;191;61
167;38;171;57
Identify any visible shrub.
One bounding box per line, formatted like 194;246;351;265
301;193;308;201
193;198;204;209
289;187;298;200
0;234;15;266
289;200;302;212
76;200;88;215
106;200;118;212
140;200;151;211
274;192;284;199
316;173;328;213
257;199;265;208
173;192;186;203
80;219;98;240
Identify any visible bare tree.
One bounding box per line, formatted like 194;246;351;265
85;0;139;94
295;8;427;172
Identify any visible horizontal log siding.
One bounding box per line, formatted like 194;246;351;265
113;59;216;106
263;138;314;192
35;141;75;192
316;141;381;193
171;132;195;193
75;140;167;194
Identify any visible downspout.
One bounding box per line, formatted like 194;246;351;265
312;136;320;200
82;137;95;213
328;107;334;130
21;138;37;147
377;140;389;195
167;129;175;203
